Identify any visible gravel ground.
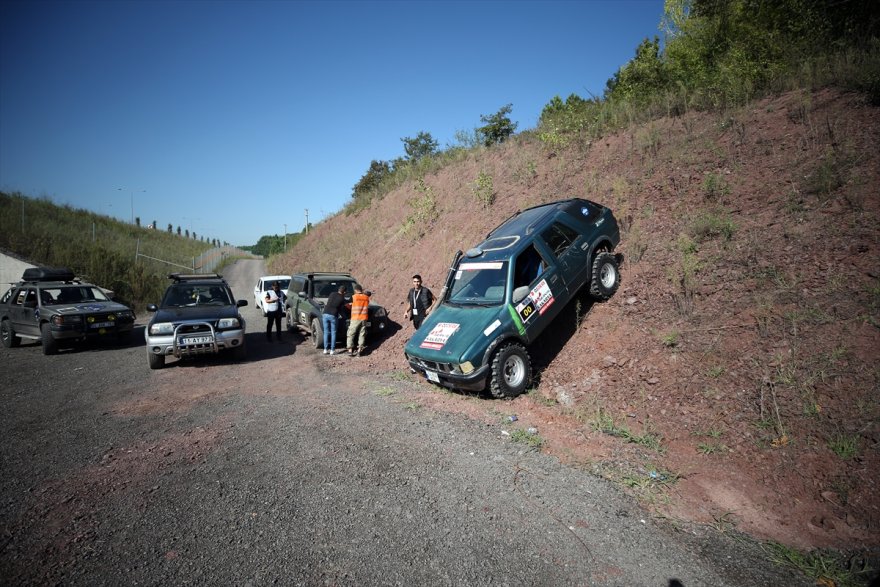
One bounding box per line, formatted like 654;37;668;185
0;260;811;586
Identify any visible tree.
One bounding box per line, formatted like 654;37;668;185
352;159;392;199
167;223;173;233
177;226;181;236
401;131;438;161
604;37;667;104
477;104;517;146
135;217;141;227
185;229;189;239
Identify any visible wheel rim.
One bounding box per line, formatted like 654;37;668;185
503;354;526;388
600;263;617;288
1;323;8;342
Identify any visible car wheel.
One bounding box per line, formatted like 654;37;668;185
489;342;531;398
1;319;20;348
41;323;59;355
310;317;323;350
589;251;621;300
286;309;295;332
148;352;165;369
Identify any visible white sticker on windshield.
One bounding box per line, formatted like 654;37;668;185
459;262;504;270
483;319;501;336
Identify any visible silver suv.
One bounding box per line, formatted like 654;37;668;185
144;273;247;369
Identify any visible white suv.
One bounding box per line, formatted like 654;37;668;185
253;275;291;316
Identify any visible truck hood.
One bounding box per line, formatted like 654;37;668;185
55;300;131;315
404;303;508;361
152;305;241;324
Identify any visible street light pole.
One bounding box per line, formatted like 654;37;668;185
118;187;146;224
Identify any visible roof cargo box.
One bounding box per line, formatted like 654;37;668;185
22;267;75;282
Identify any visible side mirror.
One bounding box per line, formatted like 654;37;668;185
146;303;158;312
237;300;248;307
298;291;306;299
512;286;530;304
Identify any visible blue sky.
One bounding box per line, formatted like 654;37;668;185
0;0;664;247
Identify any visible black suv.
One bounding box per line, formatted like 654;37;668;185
0;267;135;355
284;272;388;349
144;273;247;369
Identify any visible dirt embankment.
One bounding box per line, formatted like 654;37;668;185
273;88;880;554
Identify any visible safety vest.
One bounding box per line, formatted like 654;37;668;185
350;292;369;321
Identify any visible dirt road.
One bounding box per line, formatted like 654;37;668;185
0;259;809;585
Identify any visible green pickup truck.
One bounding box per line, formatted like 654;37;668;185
404;198;621;398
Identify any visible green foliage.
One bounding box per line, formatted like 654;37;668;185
687;209;736;242
400;178;438;240
0;191;215;311
251;230;307;258
352;159;392;202
401;131;439;162
477;104;517;146
471;171;495;208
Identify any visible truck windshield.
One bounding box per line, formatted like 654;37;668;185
448;261;507;305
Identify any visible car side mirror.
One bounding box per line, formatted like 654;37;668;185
146;303;158;312
512;286;530;304
298;291;306;298
237;300;248;307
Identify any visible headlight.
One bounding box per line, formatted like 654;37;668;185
218;317;240;329
458;361;475;375
116;310;132;319
149;322;174;335
52;315;83;325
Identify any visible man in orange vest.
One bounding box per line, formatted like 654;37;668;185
346;283;371;357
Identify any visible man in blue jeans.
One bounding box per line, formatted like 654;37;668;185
322;286;347;355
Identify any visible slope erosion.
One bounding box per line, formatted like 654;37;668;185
274;88;879;552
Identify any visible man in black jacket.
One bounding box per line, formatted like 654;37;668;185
404;274;435;330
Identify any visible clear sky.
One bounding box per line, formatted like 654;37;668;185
0;0;664;247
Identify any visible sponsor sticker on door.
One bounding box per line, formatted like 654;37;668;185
515;279;554;323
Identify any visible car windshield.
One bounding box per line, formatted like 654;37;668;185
264;279;290;291
162;284;232;307
313;280;354;300
42;286;111;305
448;261;507;305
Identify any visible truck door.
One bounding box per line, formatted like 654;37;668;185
540;218;590;294
12;287;39;337
511;243;564;343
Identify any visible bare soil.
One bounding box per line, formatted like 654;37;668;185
273;88;880;556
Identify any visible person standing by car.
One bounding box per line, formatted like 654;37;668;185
264;281;286;341
404;274;435;330
322;285;347;355
345;284;370;356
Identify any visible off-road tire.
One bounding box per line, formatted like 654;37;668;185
41;323;58;356
589;251;621;300
310;318;323;350
1;319;20;348
148;352;165;369
488;342;531;399
286;309;295;332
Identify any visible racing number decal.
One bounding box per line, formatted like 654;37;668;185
515;279;554;324
518;299;536;322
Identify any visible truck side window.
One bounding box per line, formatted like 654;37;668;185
514;245;548;289
541;222;579;259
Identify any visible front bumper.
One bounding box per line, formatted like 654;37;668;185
146;322;245;358
405;353;490;392
50;319;134;341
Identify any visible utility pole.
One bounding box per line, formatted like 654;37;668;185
304;209;309;234
283;224;287;251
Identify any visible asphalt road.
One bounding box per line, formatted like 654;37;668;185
0;259;810;586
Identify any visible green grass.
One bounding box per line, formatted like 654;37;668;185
764;541;871;587
592;409;663;451
508;428;543;448
828;434;859;460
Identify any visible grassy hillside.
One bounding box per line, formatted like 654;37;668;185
0;192;217;309
271;86;879;574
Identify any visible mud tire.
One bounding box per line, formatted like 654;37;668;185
488;342;531;399
148;352;165;369
589;251;621;300
1;319;20;348
41;323;58;356
310;318;323;350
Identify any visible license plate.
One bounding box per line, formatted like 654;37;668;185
90;321;113;329
426;370;440;383
180;336;213;345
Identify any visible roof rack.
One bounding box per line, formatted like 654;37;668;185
21;267;78;283
305;272;352;278
168;273;223;282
